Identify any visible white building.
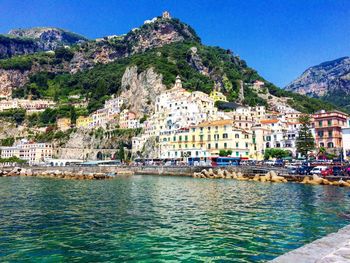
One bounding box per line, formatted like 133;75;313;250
104;96;124;119
0;98;55;112
90;108;108;128
0;140;53;165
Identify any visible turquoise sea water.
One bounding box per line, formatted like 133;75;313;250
0;175;350;262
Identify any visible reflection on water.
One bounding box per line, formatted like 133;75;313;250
0;175;349;262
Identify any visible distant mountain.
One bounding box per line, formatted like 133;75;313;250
0;27;87;59
285;57;350;111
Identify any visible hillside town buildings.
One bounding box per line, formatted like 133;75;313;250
0;140;53;165
0;98;55;113
2;76;350;164
130;77;350;161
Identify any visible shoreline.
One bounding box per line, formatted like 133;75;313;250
1;165;350;184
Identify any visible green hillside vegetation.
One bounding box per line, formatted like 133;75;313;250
7;41;340;114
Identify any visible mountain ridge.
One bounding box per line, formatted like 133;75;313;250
285;56;350;111
0;12;342;115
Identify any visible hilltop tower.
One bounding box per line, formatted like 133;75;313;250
174;75;182;89
162;11;171;19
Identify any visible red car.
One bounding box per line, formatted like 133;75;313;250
321;167;333;177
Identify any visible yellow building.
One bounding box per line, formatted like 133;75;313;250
76;116;92;128
251;125;270;160
57;118;71;131
209;90;228;102
159;119;253;159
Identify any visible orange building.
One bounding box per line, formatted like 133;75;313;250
313;110;348;149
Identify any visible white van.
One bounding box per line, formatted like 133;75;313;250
310;166;328;175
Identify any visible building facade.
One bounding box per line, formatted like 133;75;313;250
313;110;348;151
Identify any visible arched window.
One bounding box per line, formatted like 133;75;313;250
320;143;324;147
235;134;239;138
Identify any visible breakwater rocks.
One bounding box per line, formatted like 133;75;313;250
0;167;133;180
193;169;350;187
193;169;287;183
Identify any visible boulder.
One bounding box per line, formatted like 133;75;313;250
252;174;261;182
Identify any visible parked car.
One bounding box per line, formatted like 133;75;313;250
264;160;275;166
297;166;313;175
274;159;285;167
287;166;298;175
310;166;328;175
321;167;333;177
332;166;344;176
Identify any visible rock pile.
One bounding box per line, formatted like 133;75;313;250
193;169;286;183
193;169;350;187
301;174;350;187
0;167;114;180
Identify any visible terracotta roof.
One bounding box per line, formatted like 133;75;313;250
260;119;279;124
196;119;233;127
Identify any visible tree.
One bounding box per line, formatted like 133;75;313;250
264;148;291;160
116;143;125;161
70;106;77;125
296;115;315;159
219;149;232;156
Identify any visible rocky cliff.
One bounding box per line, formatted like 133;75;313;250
120;66;166;117
0;27;87;59
285;57;350;110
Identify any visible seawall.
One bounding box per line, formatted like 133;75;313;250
270;224;350;263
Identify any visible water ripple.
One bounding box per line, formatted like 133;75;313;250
0;175;350;262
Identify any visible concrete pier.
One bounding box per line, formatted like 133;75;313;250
270;225;350;263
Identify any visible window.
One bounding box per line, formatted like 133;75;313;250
236;152;239;157
235;134;239;139
173;136;176;142
215;143;218;149
318;131;324;137
192;135;195;141
327;142;334;148
208;143;211;149
328;131;332;137
328;120;332;126
245;143;248;148
223;133;228;139
207;135;211;141
199;135;204;142
319;121;322;127
179;136;182;142
224;143;227;149
185;135;188;141
236;142;239;147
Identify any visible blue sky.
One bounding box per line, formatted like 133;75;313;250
1;0;349;87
